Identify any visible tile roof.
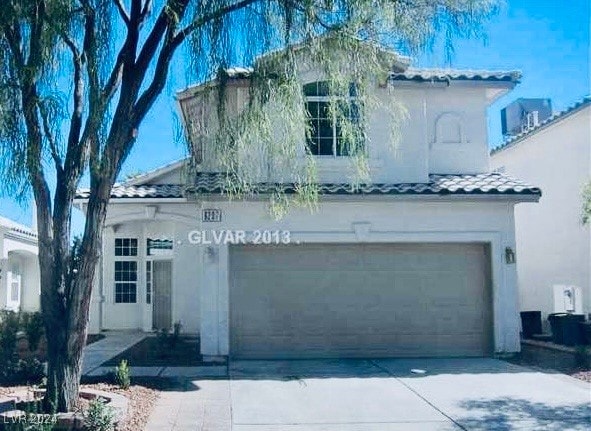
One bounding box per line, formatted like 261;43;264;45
0;216;38;239
75;184;185;199
75;172;540;200
390;68;521;83
491;95;591;154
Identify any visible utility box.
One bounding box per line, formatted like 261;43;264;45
553;285;583;314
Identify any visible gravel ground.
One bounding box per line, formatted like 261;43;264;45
83;382;160;431
0;379;165;431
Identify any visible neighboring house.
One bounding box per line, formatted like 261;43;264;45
491;97;591;325
0;216;40;312
75;46;541;360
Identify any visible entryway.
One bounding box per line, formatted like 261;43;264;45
152;260;172;331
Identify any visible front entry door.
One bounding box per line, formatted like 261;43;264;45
152;260;172;331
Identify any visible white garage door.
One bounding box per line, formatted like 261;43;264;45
230;243;493;359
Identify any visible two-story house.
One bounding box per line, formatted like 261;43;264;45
75;47;540;360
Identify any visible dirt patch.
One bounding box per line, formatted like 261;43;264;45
103;335;222;367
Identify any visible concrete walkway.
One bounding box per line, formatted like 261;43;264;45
82;331;146;375
82;332;227;378
144;379;232;431
143;358;591;431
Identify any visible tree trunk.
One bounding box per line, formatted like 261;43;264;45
39;180;110;413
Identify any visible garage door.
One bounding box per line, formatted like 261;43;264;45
230;243;492;359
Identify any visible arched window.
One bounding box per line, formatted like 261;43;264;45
303;81;360;156
434;112;464;144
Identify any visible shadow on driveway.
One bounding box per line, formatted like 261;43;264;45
458;398;591;431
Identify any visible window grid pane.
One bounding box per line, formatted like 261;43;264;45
115;260;137;303
304;82;361;157
115;238;138;256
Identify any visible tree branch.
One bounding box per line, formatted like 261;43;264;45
172;0;259;47
140;0;153;23
38;103;64;173
113;0;131;26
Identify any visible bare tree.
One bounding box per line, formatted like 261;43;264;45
0;0;499;412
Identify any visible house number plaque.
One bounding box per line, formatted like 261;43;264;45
202;208;222;223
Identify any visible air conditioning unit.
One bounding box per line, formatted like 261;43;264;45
501;99;552;138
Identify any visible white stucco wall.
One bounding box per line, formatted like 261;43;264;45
194;198;523;357
97;206;201;334
491;106;591;321
180;75;505;184
89;196;526;358
0;229;39;312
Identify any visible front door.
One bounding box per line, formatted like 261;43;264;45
152;260;172;331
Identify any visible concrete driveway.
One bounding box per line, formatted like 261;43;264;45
228;358;591;431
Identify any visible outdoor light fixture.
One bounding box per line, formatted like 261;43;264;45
505;247;516;264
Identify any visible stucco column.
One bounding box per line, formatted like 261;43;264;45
501;241;521;353
200;244;230;359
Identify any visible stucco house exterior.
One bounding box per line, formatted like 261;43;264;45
0;216;40;312
75;48;541;360
491;97;591;324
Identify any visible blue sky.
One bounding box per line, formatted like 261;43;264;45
1;0;589;230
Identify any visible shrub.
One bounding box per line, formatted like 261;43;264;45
84;398;115;431
574;345;591;369
0;311;21;384
17;358;45;384
22;313;44;353
171;321;182;348
114;359;130;390
0;310;20;356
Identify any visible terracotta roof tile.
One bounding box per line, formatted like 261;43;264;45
390;68;521;83
76;172;540;199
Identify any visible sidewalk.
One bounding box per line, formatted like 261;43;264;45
82;331;146;375
83;332;227;379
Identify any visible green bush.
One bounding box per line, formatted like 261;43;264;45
22;312;44;352
0;310;20;356
114;359;130;390
83;397;115;431
0;311;21;384
171;321;182;348
17;358;45;384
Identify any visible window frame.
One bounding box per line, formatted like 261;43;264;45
9;263;21;304
114;238;138;304
304;81;361;157
145;260;152;305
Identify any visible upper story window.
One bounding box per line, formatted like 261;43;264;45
304;81;361;156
